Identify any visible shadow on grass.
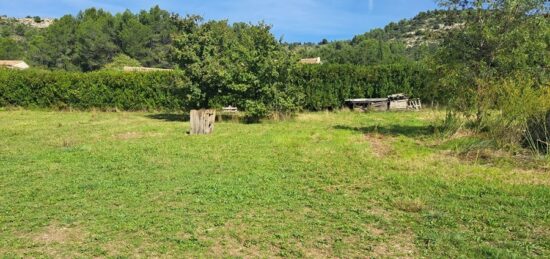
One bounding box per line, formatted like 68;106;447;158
146;113;245;123
334;124;435;138
146;113;190;122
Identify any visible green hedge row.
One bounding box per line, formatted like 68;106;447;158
293;63;435;111
0;69;199;111
0;64;435;111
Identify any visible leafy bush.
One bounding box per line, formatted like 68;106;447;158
243;100;268;123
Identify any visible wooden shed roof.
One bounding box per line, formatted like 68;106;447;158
345;98;388;104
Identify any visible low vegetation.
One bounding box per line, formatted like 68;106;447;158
1;0;548;155
0;110;548;257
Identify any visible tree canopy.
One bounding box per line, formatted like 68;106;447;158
172;20;300;118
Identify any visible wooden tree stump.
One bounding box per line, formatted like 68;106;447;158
190;109;216;135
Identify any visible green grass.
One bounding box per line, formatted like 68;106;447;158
1;110;549;258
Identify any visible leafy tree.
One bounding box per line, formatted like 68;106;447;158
74;8;119;71
435;0;550;119
172;20;300;116
0;37;24;59
137;6;179;68
30;15;79;70
23;6;184;71
116;11;152;63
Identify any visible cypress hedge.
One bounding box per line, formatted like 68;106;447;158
293;63;435;111
0;69;199;111
0;64;434;111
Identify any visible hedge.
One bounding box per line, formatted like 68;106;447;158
292;63;435;111
0;64;435;111
0;69;199;111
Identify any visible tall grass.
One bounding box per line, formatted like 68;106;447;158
440;77;550;155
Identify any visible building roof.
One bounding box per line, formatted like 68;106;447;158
346;98;388;104
299;57;322;64
123;66;173;72
0;60;30;69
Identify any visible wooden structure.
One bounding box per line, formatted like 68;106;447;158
190;109;216;135
346;98;389;111
299;57;322;65
222;106;239;113
0;60;30;70
409;98;422;110
345;93;422;112
388;94;409;111
123;66;173;72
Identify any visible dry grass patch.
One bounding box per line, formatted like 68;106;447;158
364;133;394;157
114;131;163;140
504;169;550;186
208;237;267;258
32;224;86;245
59;138;78;148
295;111;336;123
11;223;90;258
371;230;418;258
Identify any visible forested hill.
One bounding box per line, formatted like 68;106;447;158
0;6;470;70
290;9;469;65
0;6;189;71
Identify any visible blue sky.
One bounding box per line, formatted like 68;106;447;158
0;0;440;42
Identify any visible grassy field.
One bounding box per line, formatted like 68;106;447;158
1;109;549;258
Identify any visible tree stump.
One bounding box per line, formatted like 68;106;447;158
190;109;216;135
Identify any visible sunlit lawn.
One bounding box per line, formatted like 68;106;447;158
1;109;549;257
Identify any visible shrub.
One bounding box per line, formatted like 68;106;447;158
243;100;268;123
525;111;550;154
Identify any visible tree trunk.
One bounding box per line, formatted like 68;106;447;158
190;109;216;135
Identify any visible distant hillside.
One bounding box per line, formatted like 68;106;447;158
356;9;467;47
0;15;54;28
0;16;45;60
16;17;55;28
0;8;470;69
290;9;468;65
